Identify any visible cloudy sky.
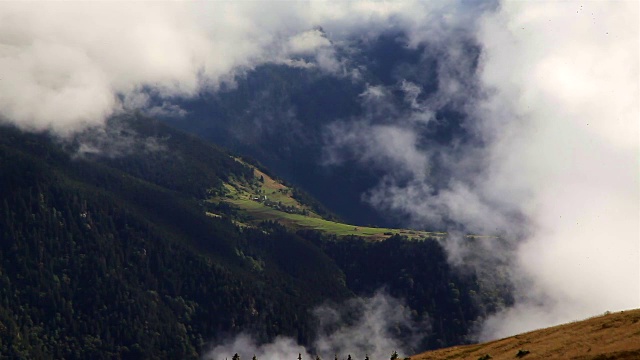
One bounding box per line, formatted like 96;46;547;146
0;0;637;341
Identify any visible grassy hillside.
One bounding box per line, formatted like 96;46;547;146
410;309;640;360
210;160;448;240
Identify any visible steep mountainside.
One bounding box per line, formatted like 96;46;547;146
0;117;350;358
0;116;505;357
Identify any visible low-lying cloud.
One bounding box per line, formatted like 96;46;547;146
204;291;425;360
322;0;639;341
474;0;639;339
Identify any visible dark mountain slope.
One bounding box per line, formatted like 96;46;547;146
170;64;385;226
0;116;505;357
0;118;351;358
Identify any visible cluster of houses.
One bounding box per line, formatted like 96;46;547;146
250;194;307;215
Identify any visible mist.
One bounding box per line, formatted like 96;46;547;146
474;0;639;339
0;1;475;136
323;0;639;340
204;291;424;360
1;0;638;347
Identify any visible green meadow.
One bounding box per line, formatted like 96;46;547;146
212;160;447;240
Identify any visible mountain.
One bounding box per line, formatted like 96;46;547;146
0;116;353;358
168;63;383;226
165;31;479;229
0;115;507;358
410;309;640;360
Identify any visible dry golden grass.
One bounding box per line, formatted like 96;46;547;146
411;309;640;360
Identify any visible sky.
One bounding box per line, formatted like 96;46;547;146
0;0;638;345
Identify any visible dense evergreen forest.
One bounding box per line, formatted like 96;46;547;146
0;116;506;358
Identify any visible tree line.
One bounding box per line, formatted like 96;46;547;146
0;117;509;358
225;352;408;360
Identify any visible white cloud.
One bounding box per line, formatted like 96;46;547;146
474;0;639;339
324;119;430;181
318;0;639;341
0;1;467;136
204;291;424;360
287;29;332;55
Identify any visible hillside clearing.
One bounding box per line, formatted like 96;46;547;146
211;158;487;241
227;197;443;240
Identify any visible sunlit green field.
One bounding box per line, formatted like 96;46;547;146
216;158;451;240
227;197;445;240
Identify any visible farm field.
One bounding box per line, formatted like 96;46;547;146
227;197;443;240
211;159;448;240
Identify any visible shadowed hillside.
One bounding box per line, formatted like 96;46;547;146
0;115;507;357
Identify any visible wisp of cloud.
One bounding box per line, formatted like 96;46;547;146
204;291;424;360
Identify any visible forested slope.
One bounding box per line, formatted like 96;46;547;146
0;118;350;358
0;116;505;358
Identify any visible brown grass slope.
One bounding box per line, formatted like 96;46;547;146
411;309;640;360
